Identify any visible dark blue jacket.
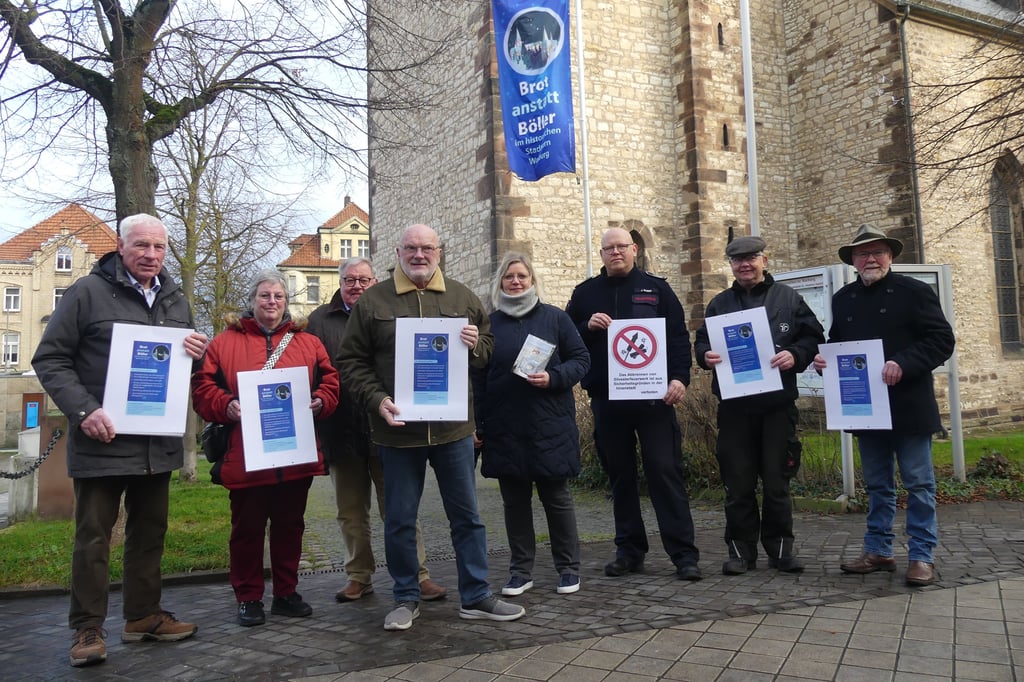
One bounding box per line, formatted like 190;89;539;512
828;271;955;435
474;302;590;481
565;266;691;400
694;273;825;408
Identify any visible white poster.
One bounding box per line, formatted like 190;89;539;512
704;306;783;400
607;318;667;400
394;317;469;421
103;323;195;436
818;340;893;430
237;366;318;471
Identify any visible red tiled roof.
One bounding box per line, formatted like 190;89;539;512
278;201;368;268
279;233;340;269
320;201;368;229
0;204;116;262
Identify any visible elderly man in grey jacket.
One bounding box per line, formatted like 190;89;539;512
33;214;208;668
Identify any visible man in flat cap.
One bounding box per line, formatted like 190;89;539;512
695;235;824;575
813;224;954;586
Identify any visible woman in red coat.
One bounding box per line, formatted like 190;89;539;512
192;269;339;627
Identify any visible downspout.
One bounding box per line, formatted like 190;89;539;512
897;1;925;261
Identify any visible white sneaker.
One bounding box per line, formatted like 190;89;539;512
556;573;580;594
500;576;534;596
384;602;419;631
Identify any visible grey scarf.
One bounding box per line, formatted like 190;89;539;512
497;287;539;318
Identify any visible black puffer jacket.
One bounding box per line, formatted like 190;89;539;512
474;302;590;481
32;252;196;478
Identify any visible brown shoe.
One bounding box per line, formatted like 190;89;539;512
70;626;107;667
335;580;374;602
906;561;937;586
121;611;197;643
840;552;897;574
419;578;448;601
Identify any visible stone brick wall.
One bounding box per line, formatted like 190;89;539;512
367;0;1024;427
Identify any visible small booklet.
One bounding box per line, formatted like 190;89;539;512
512;334;556;378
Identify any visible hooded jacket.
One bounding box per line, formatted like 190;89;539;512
191;312;339;489
32;252;196;478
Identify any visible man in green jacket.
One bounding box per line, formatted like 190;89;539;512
308;256;446;603
340;224;525;631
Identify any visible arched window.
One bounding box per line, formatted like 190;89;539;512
630;230;649;271
717;23;725;47
990;162;1023;352
722;124;730;149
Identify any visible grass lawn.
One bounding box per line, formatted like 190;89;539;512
0;460;230;590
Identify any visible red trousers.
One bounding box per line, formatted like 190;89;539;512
228;477;312;602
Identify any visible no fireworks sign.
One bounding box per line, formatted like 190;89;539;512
607;318;668;400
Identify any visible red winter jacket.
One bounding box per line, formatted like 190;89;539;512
191;313;339;489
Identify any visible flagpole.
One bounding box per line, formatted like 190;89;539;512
573;0;593;276
740;0;760;236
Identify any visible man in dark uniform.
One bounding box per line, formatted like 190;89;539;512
565;227;701;581
694;236;824;575
813;224;955;586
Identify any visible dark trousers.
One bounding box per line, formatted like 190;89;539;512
228;477;312;603
70;473;171;629
591;398;699;567
714;401;797;561
499;477;581;579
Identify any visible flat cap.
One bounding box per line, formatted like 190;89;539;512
725;235;767;258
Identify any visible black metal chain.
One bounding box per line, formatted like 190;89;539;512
0;427;64;480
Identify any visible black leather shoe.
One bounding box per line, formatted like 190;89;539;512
604;557;643;577
722;557;756;575
769;556;805;573
238;600;265;627
675;563;703;581
271;593;313;618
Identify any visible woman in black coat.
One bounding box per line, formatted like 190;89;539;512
474;252;590;596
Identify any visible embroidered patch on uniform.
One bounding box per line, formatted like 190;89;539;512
632;292;658;305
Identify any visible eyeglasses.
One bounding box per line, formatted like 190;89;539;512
401;245;439;255
601;244;633;254
729;253;764;264
852;249;889;261
257;293;286;302
342;277;375;287
502;273;531;282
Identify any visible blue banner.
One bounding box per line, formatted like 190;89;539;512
493;0;576;181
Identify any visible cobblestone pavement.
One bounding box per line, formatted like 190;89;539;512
0;473;1022;681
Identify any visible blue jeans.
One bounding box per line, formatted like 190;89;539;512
380;436;491;605
857;432;938;563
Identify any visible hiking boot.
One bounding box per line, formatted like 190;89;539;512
384;601;419;631
459;595;526;621
70;626;107;667
419;578;448;601
271;592;313;618
501;576;534;596
238;600;266;627
722;557;756;575
122;611;197;643
335;580;373;603
556;573;581;594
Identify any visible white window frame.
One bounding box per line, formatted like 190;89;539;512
340;239;353;259
54;287;68;310
56;246;73;272
306;276;320;304
3;287;21;313
3;332;19;367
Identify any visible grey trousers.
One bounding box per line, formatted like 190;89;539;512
499;477;580;578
